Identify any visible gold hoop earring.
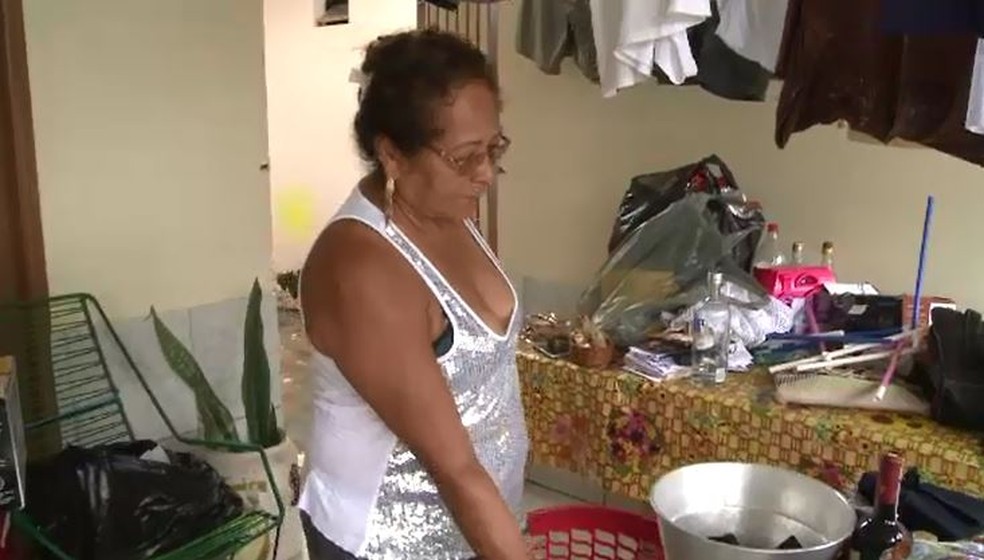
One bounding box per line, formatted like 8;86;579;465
383;176;395;222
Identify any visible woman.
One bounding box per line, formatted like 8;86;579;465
297;29;530;560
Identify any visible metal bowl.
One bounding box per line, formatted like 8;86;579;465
650;462;856;560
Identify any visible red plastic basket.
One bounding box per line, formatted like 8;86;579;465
526;505;664;560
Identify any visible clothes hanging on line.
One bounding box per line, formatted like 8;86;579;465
890;35;981;162
647;0;711;86
874;0;984;138
660;0;771;102
776;0;984;167
714;0;789;73
590;0;710;98
516;0;774;100
516;0;599;83
422;0;504;11
424;0;459;9
879;0;984;37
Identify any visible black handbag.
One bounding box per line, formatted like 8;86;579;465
920;307;984;431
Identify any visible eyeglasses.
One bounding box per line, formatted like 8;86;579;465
427;135;511;177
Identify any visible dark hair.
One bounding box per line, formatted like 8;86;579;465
354;29;499;168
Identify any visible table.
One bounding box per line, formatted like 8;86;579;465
517;350;984;503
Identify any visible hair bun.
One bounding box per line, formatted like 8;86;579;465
352;29;498;168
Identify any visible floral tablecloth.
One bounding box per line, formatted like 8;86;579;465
517;350;984;502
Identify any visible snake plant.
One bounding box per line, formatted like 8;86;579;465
151;307;240;442
242;279;280;447
151;278;281;447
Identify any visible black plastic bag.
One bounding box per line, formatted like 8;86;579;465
607;155;765;272
26;440;243;560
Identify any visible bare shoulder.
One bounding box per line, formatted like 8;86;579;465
303;220;416;296
300;220;429;352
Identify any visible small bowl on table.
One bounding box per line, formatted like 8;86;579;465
570;340;614;369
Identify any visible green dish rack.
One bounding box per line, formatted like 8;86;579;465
0;293;284;560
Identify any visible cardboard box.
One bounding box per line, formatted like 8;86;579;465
902;295;957;329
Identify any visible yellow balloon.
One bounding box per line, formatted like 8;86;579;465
276;185;317;240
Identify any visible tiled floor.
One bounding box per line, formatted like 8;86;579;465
278;310;586;558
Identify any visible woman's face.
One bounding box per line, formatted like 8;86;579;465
392;80;506;221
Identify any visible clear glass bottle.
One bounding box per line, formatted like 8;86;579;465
821;241;835;270
791;241;805;265
691;272;731;384
754;223;786;269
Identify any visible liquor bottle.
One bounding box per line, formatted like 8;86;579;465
791;241;805;265
691;272;731;384
754;223;786;269
849;453;911;560
821;241;835;270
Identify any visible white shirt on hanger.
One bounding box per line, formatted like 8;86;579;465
966;39;984;135
715;0;789;73
590;0;711;98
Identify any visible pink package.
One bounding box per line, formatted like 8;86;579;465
754;265;837;302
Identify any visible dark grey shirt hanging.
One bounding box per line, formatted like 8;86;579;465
515;0;599;83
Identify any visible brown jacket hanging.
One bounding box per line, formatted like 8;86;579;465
775;0;984;167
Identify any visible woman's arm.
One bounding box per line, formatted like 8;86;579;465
301;222;528;560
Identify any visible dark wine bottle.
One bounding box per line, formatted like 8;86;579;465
849;453;912;560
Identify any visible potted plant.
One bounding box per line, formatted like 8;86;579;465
150;279;300;560
275;269;301;311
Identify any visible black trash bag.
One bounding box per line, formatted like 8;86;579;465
859;468;984;541
25;440;243;560
914;307;984;431
607;155;765;272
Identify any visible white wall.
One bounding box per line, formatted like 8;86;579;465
497;2;984;312
265;0;417;271
24;0;273;319
23;0;280;440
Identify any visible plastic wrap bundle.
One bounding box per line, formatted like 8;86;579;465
579;192;769;347
671;281;795;348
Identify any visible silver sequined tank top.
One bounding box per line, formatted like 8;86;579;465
298;187;530;559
